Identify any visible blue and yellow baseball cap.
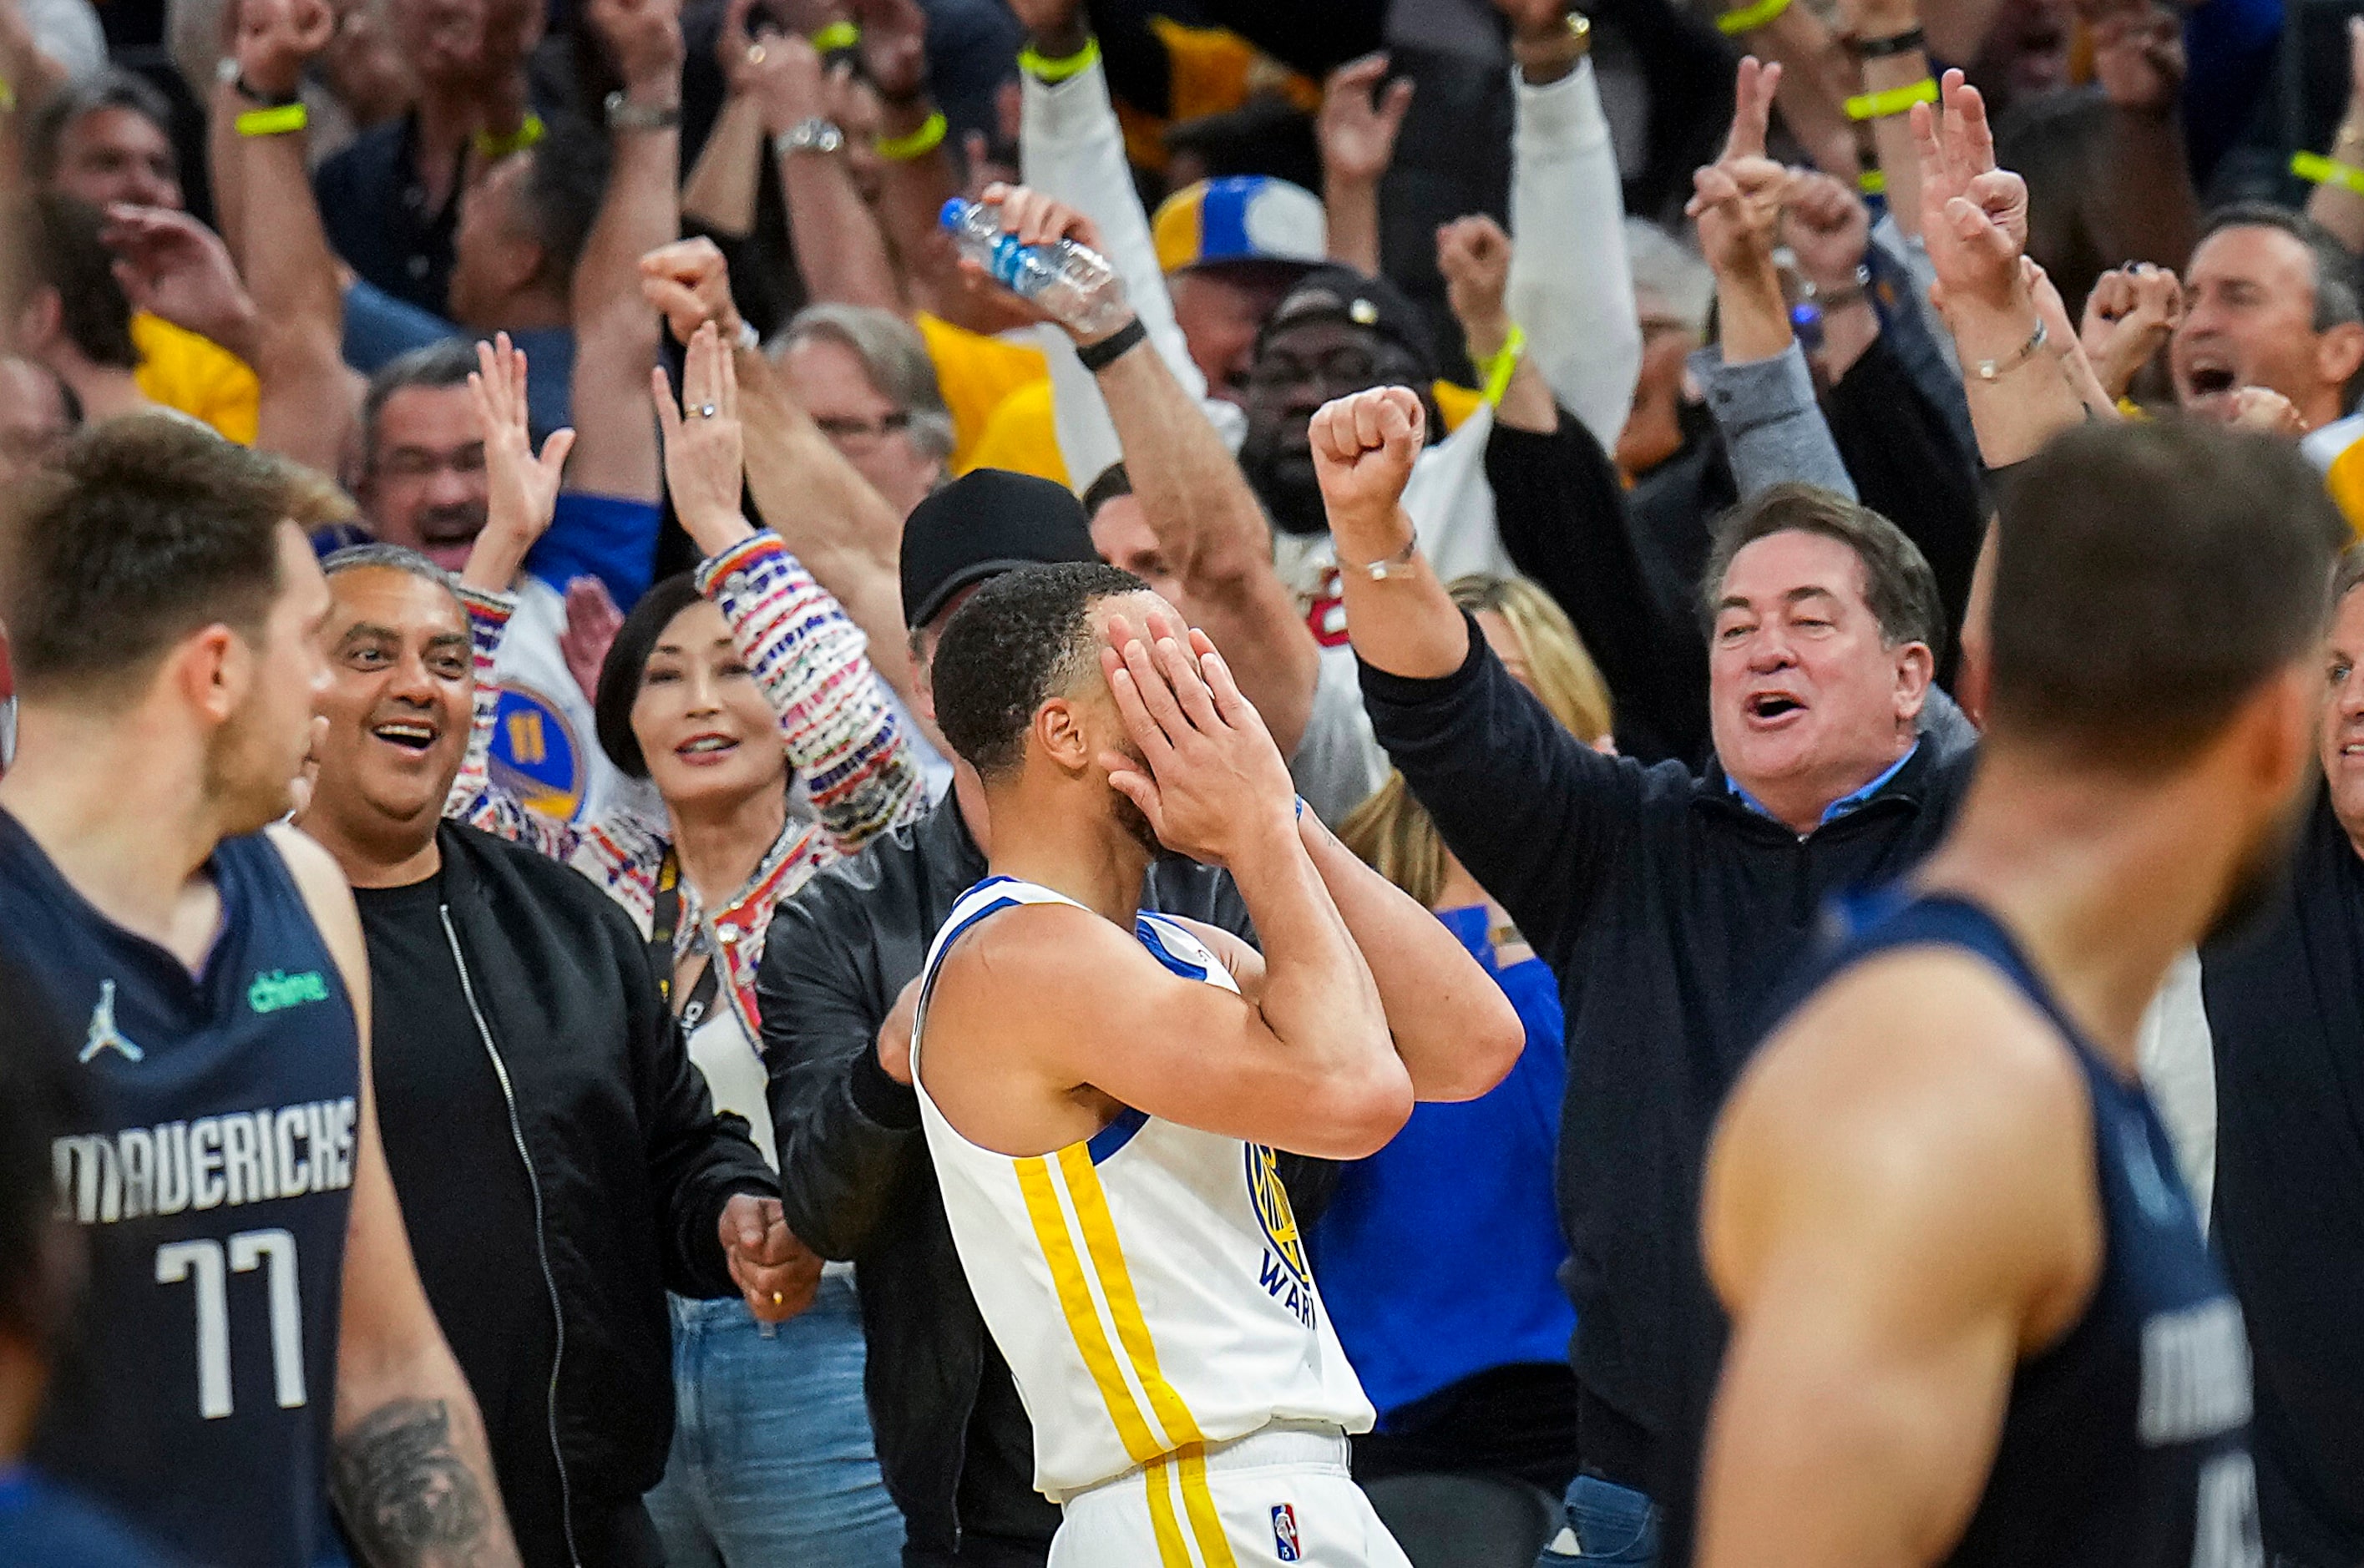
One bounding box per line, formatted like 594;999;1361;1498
1152;176;1327;276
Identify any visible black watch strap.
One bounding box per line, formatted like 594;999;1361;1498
1076;316;1148;373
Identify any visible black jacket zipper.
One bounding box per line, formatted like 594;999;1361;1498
442;904;581;1568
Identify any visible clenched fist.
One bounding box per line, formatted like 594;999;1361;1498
1309;386;1425;541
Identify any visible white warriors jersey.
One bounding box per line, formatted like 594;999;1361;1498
911;876;1375;1502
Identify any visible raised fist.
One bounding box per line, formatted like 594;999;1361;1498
1310;386;1425;539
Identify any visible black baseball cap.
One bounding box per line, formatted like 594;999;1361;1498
900;468;1100;630
1258;264;1438;382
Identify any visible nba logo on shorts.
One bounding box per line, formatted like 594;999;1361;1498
1271;1503;1301;1562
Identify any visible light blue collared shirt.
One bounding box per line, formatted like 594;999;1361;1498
1729;739;1922;832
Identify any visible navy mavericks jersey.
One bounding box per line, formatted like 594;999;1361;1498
1799;892;2260;1568
0;810;362;1568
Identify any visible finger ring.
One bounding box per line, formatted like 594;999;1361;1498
747;43;766;64
698;403;718;418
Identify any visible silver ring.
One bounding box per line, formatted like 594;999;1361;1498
697;403;718;419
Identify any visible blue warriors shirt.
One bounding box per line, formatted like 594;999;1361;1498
0;812;362;1568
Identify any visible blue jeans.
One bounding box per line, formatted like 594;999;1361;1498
1534;1474;1661;1565
645;1275;905;1567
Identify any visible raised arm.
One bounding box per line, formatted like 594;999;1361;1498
225;0;358;473
1690;58;1857;500
1316;53;1411;277
1914;72;2088;468
1500;0;1643;452
2306;20;2364;255
640;237;918;708
2082;3;2200;283
1840;0;1931;239
565;0;685;503
657;322;924;851
855;0;974;326
963;185;1322;751
270;826;523;1568
756;31;903;309
1698;956;2095;1568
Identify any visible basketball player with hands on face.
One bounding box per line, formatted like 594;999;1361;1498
909;553;1521;1567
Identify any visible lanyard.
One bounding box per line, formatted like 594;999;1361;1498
650;851;723;1028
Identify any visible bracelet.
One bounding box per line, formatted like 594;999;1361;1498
473;113;545;160
808;19;859;52
1019;35;1101;83
1354;534;1420;580
604;90;681;132
1850;25;1926;58
2293;150;2364;198
1857;167;1888;196
235;101;309;136
1476;322;1527;407
875;109;946;161
1076;316;1148;373
1716;0;1790;35
234;73;300;107
1845;77;1938;120
0;78;14;114
1971;316;2048;382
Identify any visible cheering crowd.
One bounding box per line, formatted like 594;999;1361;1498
2;0;2362;1563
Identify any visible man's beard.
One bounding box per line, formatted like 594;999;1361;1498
1112;787;1163;857
1238;430;1329;538
2202;772;2316;949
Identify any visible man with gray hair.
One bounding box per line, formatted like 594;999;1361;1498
774;304;958;520
298;539;804;1568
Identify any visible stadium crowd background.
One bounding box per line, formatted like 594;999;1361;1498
3;0;2364;1562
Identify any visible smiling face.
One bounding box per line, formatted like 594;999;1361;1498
309;565;475;860
363;383;488;573
1240;316;1429;534
780;335;942;520
2173;225;2360;432
1708;529;1929;827
630;599;787;813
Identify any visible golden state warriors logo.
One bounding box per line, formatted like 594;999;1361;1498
488;685;585;821
1248;1145;1316;1328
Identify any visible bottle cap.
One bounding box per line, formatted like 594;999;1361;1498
939;197;969;230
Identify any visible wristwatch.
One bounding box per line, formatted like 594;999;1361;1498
773;117;846;157
604;90;681;132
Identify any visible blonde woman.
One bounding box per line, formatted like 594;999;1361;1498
1311;574;1612;1551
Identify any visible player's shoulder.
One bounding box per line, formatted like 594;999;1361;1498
262;822;357;922
1719;945;2096;1242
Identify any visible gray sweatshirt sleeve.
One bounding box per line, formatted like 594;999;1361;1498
1688;340;1857;502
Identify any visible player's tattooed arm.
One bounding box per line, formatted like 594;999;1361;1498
331;1399;512;1567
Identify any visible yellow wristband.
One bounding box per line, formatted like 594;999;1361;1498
808;19;859;52
473;113;544;160
235;101;308;136
1845;78;1938;121
875;109;946;161
2293;150;2364;198
1478;323;1527;408
1019;36;1101;83
0;78;16;114
1716;0;1790;35
1857;168;1887;196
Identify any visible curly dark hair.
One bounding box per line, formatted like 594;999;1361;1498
931;562;1149;779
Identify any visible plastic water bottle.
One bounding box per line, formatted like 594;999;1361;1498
940;198;1132;336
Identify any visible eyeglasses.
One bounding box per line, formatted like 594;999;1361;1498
812;410;915;447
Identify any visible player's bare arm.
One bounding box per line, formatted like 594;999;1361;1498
1695;949;2103;1568
274;826;524;1568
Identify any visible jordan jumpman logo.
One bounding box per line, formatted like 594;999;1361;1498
79;980;144;1064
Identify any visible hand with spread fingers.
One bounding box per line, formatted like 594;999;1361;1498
1098;615;1296;871
462;333;577;592
652;323;755;556
720;1193;823;1323
1910;68;2031;321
